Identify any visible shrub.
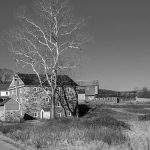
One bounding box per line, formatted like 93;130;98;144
138;113;150;121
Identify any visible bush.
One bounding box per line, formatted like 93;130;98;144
138;113;150;121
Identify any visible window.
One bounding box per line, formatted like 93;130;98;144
33;112;38;117
57;113;61;118
33;87;37;92
16;98;19;102
46;97;49;102
56;101;61;107
1;91;9;96
45;87;49;91
68;112;72;117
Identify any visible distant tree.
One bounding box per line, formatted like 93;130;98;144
0;68;13;83
133;86;139;92
137;87;150;98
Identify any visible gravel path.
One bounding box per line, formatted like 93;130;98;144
0;134;21;150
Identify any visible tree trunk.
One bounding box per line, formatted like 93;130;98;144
50;70;57;119
51;91;55;119
74;87;79;118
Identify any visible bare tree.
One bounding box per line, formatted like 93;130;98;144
3;0;90;119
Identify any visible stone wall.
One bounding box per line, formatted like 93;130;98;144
9;85;75;119
5;111;21;122
55;106;71;118
0;109;5;121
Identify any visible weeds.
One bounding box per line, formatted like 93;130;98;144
0;124;23;134
0;116;129;149
138;113;150;121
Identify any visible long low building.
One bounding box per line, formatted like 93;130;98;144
136;97;150;103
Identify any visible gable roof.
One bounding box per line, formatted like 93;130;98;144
0;98;10;106
17;73;78;87
0;82;11;91
42;108;50;112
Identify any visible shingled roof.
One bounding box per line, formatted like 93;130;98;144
17;73;78;87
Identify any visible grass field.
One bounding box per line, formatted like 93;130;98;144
1;103;150;150
0;117;129;150
124;108;150;114
89;107;137;121
94;104;150;115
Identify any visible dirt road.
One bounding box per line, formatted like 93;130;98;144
0;140;20;150
0;134;20;150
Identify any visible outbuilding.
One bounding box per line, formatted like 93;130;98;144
0;98;20;122
40;108;51;119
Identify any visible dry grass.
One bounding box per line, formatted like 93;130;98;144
1;103;150;150
123;120;150;150
0;117;129;150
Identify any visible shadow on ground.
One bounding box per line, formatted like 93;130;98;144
23;113;36;121
78;104;91;117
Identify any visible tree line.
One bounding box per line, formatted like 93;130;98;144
0;68;13;84
137;87;150;99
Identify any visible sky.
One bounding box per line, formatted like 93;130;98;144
0;0;150;91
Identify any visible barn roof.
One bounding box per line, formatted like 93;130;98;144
17;73;78;87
